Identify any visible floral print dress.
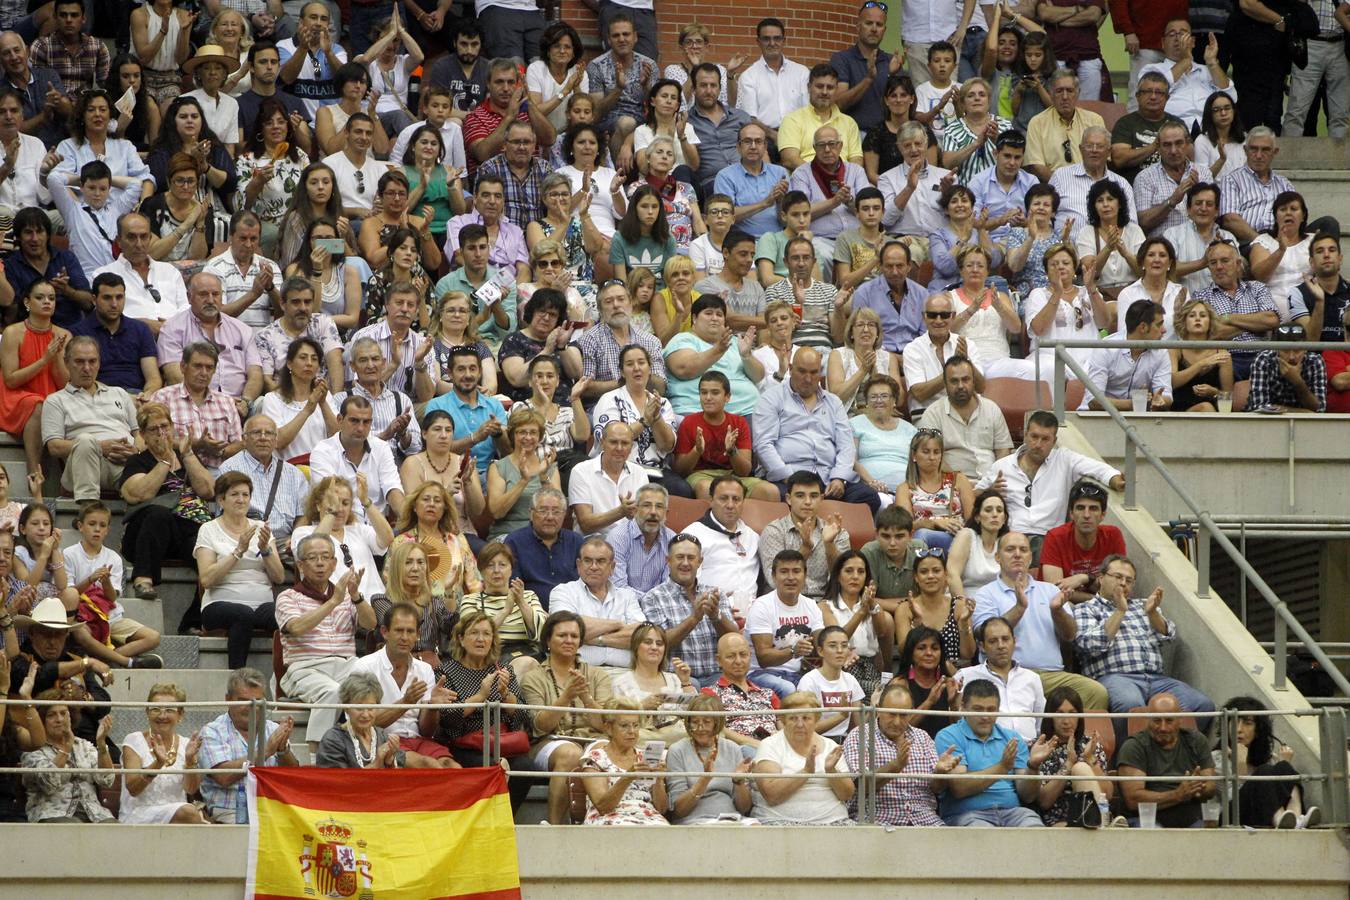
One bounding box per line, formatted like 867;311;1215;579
581;743;670;826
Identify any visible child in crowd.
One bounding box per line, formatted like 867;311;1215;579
755;191;821;288
610;184;677;287
797;626;865;740
12;504;78;612
46;161;144;276
689;193;733;278
1011;32;1056;134
672;371;778;501
915;42;961;135
389;85;468;172
0;464;40;534
64;501;163;669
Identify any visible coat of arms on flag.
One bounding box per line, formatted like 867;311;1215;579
246;766;521;900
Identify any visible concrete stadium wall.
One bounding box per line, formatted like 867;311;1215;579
3;824;1347;897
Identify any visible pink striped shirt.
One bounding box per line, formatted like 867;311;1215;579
275;586;356;663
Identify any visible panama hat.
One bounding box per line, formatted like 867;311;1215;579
183;45;242;76
14;596;84;631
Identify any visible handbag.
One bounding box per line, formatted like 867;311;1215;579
451;729;531;758
1065;790;1103;829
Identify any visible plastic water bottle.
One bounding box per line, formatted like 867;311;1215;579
236;786;248;825
1097;798;1110;826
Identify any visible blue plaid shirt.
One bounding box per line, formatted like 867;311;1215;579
1071;594;1176;679
198;711;285;821
1247;350;1327;412
639;578;735;681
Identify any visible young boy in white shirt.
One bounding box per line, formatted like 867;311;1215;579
64;501;163;669
915;42;962;135
797;625;864;739
46;161;143;277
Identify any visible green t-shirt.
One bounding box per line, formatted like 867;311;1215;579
1116;728;1211;828
754;229;792;278
610;233;678;288
663;332;760;417
860;538;924;600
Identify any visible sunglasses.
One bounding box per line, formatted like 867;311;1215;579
1024;482;1033;508
915;547;946;560
1061;139;1073;164
1276;324;1306;339
672;532;701;548
1074;483;1107;501
354;170;365;194
915;427;942;438
339;542;353;568
147;284;162;304
924;311;953;319
861;0;888;9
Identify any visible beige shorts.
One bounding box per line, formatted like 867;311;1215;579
686;470;770;494
109;617;146;645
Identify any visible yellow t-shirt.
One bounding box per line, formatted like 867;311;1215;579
777;105;864;165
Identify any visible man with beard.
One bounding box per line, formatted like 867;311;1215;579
917;356;1011;482
157;272;263;413
425;21;491;119
424;345;508;477
577;279;666;402
611;483;676;594
70;273;162;402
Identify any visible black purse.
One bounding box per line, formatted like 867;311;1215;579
1065;790;1103;829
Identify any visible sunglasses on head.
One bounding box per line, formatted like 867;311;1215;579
915;547;946;560
1024;482;1033;508
1074;482;1107;501
861;0;888;9
354;171;365;194
672;532;702;548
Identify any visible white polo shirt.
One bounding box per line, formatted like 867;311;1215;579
955;660;1046;741
548;579;644;668
566;456;649;537
349;648;436;739
321;150;392;214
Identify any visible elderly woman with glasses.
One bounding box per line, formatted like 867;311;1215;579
316;672;405;768
667;693;755;823
1024;241;1110;374
580;696;671;826
895;429;975;553
828;307;903;411
119;682;207;823
893;546;975;669
851;374;915;503
499;288;585;405
751;690;854;825
527;172;603;293
517;238;595;325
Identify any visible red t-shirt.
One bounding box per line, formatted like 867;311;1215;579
674;412;752;470
461;100;532;175
1324;350;1350;414
1039;522;1127;580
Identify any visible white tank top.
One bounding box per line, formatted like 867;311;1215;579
145;7;182;72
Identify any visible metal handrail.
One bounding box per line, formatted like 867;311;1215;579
1045;338;1350;706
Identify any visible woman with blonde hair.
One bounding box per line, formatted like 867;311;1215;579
625;266;658;334
611;622;696;745
664;22;745;108
526;171;603;296
518;237;593;324
428;291;497;396
119;683;207;823
290;475;392;602
369;540;457;663
1170;298;1234;413
393;480;480;602
487;406;561;538
751;691;854;825
210;8;254;96
827;306;903;410
897;429;975;552
650;253;699;344
667;693;755;823
580;696;671;826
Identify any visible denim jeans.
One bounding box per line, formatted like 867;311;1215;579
945;806;1045;827
749;666;803;698
914;528;955;553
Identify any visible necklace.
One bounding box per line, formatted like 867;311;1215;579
346;724;375;767
425;452;452;475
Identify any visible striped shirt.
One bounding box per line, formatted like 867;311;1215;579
1133;162;1205;237
1217;166;1295;235
1047;164;1136;242
843;724;943;825
939;115;1014;185
275;584;358;663
330;382;423;455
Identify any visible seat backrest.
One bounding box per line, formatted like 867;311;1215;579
983;378;1053;441
666;495;710;533
1079;100;1127;133
739;497;790;536
818;499;877;551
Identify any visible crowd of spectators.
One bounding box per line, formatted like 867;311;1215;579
0;0;1341;831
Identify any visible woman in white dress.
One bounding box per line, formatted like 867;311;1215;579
1024;242;1111;375
947;244;1033;379
259;337;338;461
1075;181;1144;301
590;345;676;474
827;306;903;410
1248;191;1314;323
947;489;1008;598
1111;237;1187;338
557;123;626;241
526;21;589;132
120;683;208;824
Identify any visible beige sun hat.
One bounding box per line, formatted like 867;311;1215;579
183;44;242;76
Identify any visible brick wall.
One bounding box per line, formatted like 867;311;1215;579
556;1;861;69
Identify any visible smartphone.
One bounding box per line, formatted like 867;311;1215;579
566;320;588;331
642;740;665;766
316;238;345;254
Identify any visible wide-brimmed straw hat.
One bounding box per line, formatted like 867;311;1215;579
183;45;242;76
14;596;84;632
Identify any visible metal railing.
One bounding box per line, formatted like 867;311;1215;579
3;696;1346;827
1045;338;1350;701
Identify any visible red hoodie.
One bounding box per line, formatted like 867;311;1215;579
1108;0;1189;50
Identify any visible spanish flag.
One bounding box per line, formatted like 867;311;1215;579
246;766;521;900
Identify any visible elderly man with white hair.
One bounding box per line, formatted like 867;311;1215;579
877;121;952;257
787;124;870;282
157;271;264;415
1048;126;1136;243
1217;127;1296;244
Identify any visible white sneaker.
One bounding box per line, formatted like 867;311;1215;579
1273;809;1297;829
1296;806;1322;829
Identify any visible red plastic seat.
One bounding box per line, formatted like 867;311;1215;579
666;495;710;532
819;499;876;551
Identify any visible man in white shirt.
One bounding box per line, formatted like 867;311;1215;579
956;615;1045;742
92;213;190;336
917;357;1013;481
0;88;55;216
681;474;762;619
568;421;649;537
1138;19;1236;131
974;411;1124;557
308;394;404;521
903;293;985;415
878;121;953;241
349;603;459;767
201;210;282;332
736;17;810;152
745;549;824;697
1080;300;1173;412
549;536;644;672
321;113;389;219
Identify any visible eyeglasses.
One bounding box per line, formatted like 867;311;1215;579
739;137;766;146
244;429;277;438
813;140;842;149
924;311;953;319
147;706;177;715
354;170;365;194
301;553;335;562
1163;28;1191;38
1136;88;1168;96
915;547;946;559
171;176;197;187
506;138;534;147
1061;139;1073;164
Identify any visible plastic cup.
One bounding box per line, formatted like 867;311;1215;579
1130;389;1148;412
1138;801;1158;829
1202;800;1221;828
1217;391;1233;414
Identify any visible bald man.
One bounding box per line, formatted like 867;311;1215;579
704;633;781;754
753;346;881;512
1116;692;1216;828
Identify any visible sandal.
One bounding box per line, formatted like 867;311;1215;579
133;581;159;600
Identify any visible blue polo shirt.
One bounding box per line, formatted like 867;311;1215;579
972;576;1068;672
502;526;584;609
5;250;91;328
68;313;158;393
933;718;1028;818
713;160;789;238
423;388;508;475
829;45;892;132
850;275;928;353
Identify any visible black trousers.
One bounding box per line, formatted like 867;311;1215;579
1232;37;1290;132
1239;760;1299;828
201;601;277;670
122;506;201;585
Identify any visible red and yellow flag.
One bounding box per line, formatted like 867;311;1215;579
246;766;521;900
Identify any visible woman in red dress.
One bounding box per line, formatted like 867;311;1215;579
0;281;71;477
